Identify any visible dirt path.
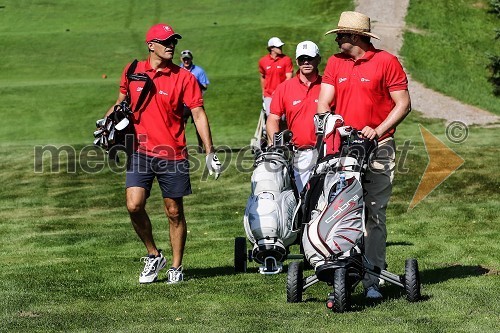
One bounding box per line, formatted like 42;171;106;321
355;0;500;126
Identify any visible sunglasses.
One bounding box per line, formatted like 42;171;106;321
336;33;352;40
297;55;316;62
153;38;178;46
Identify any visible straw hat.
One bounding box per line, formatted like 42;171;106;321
325;11;380;40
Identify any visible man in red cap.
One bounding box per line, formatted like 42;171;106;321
101;23;221;285
258;37;294;117
316;11;411;299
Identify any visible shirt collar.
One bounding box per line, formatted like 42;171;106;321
295;70;322;87
359;44;376;61
146;57;174;73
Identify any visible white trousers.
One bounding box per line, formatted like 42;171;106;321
293;149;318;194
263;97;272;116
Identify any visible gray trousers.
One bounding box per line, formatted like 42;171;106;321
362;138;396;289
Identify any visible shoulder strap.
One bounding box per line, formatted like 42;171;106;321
125;59;153;113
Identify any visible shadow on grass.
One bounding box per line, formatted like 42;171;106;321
387;241;413;247
420;264;492;285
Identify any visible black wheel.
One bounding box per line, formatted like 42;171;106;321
332;268;350;313
234;237;247;273
404;258;421;302
286;261;303;303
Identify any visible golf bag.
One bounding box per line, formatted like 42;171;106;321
243;130;300;274
302;122;376;269
93;59;153;161
93;101;135;160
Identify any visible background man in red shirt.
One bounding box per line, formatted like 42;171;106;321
266;41;322;193
316;11;411;299
102;23;221;285
258;37;294;116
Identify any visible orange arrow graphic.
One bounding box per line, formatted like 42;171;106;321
408;125;465;210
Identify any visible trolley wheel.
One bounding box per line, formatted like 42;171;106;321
404;258;421;302
332;267;350;313
234;237;247;273
286;261;303;303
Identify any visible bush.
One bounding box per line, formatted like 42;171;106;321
488;1;500;95
490;0;500;17
487;54;500;96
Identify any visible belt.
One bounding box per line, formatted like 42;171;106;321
295;146;315;151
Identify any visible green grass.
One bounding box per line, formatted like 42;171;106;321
1;1;499;332
401;0;500;114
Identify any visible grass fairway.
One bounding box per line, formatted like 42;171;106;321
1;1;499;332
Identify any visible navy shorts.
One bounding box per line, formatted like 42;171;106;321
126;152;192;198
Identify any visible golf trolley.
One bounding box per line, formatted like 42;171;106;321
235;130;304;275
286;118;421;312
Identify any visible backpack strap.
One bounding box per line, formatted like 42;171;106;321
125;59;153;113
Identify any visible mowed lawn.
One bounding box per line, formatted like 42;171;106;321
0;1;499;332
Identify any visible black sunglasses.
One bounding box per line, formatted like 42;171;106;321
153;38;178;46
297;55;316;62
336;33;352;40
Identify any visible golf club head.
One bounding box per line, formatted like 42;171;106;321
324;115;344;136
108;128;115;142
337;126;353;137
96;118;105;128
115;118;129;131
93;129;103;138
93;136;101;145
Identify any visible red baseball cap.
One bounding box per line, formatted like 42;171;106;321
145;24;182;43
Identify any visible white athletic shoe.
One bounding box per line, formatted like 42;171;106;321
166;266;184;284
139;251;167;284
365;285;383;299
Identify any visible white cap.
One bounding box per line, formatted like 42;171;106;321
267;37;285;48
295;41;320;59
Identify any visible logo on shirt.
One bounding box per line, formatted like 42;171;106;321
361;78;371;82
159;90;168;96
136;87;143;92
338;77;347;84
277;66;282;69
293;100;302;106
266;66;271;70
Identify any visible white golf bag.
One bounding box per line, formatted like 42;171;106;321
243;131;300;274
301;116;375;269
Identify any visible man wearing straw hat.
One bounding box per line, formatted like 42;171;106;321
316;11;411;299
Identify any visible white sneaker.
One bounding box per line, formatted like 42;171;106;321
139;251;167;284
365;286;383;299
166;266;184;284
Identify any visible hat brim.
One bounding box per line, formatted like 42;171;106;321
268;42;284;49
325;28;379;40
148;33;183;43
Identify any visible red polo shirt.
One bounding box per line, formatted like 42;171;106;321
270;74;322;148
258;54;294;97
119;59;204;160
322;46;408;139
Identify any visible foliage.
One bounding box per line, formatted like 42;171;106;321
402;0;500;114
0;1;499;332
